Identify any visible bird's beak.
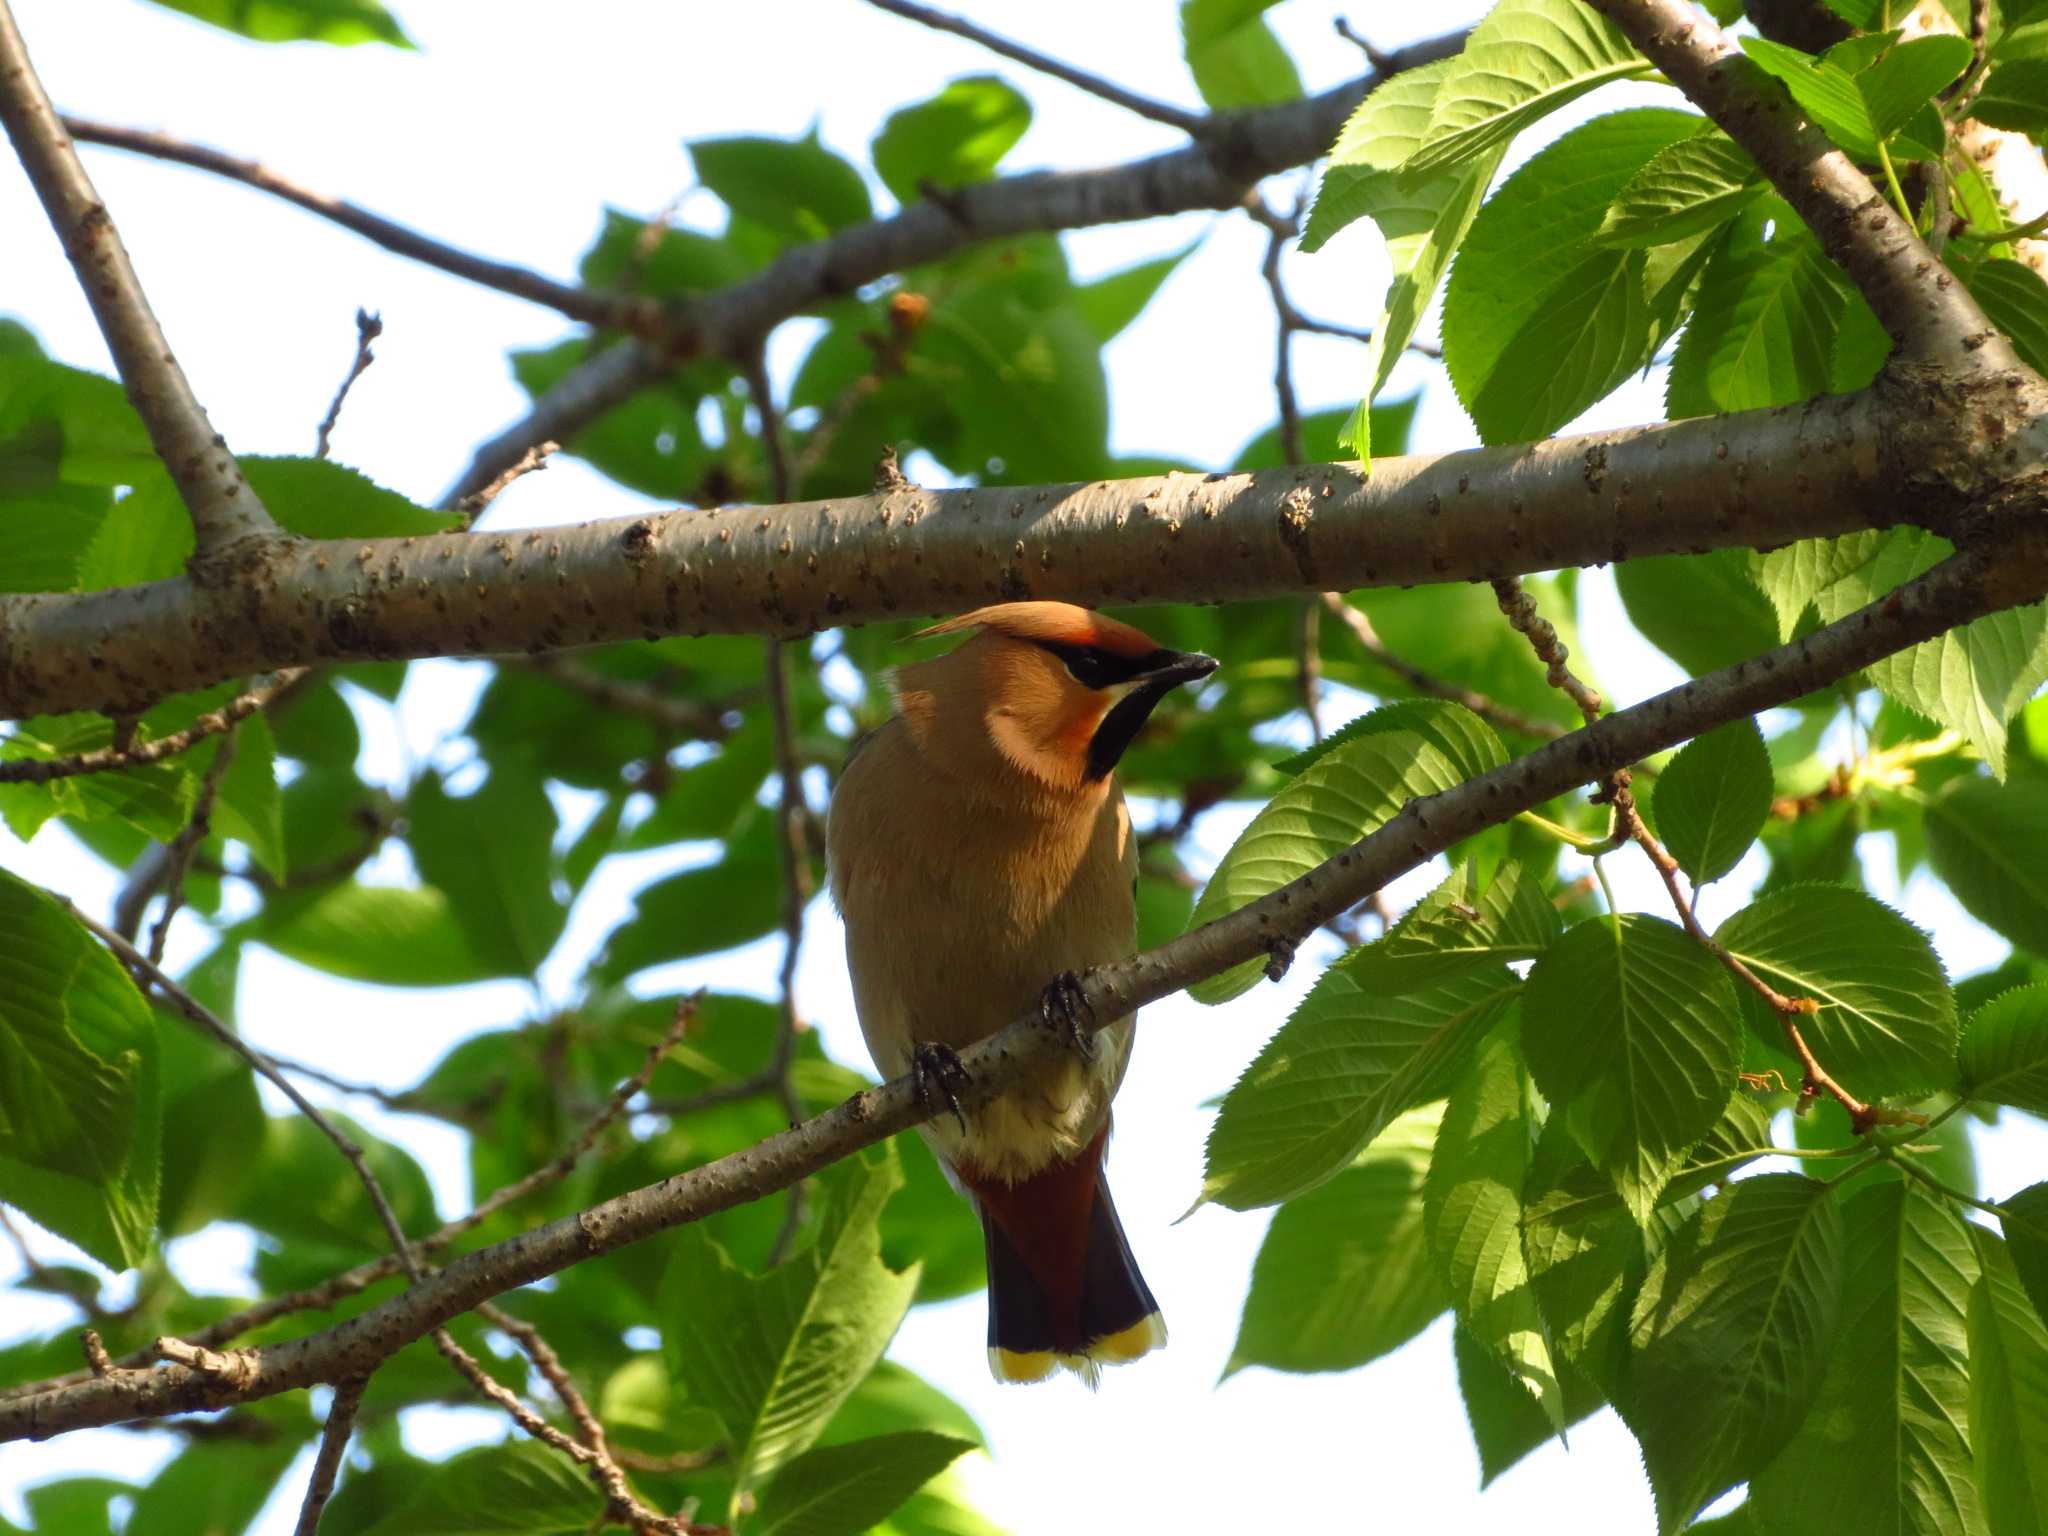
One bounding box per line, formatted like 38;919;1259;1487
1129;650;1220;691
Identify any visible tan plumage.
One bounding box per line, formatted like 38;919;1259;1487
827;601;1216;1384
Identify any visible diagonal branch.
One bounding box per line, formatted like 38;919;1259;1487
0;4;279;562
292;1376;367;1536
4;539;2028;1444
0;669;304;781
443;29;1473;504
1586;0;2010;368
862;0;1206;133
60;115;656;334
17;381;2020;721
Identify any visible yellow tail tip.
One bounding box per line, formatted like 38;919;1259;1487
987;1312;1167;1385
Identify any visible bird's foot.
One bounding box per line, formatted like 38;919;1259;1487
911;1041;972;1135
1264;934;1297;983
1039;970;1097;1061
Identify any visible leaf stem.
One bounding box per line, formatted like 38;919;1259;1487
1517;809;1610;851
1884;1143;2015;1221
1875;139;1916;228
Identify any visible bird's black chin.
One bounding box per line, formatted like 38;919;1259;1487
1082;650;1218;781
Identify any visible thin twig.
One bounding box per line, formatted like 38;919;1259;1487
63;902;425;1282
79;1331;113;1378
789;290;928;490
519;655;735;740
1319;594;1565;740
1333;16;1398;71
748;354;814;1268
1297;599;1323;739
0;670;306;783
314;309;382;460
146;728;236;967
3;995;701;1401
60;115;649;335
861;0;1206;134
452;439;557;528
292;1376;367;1536
0;8;278;557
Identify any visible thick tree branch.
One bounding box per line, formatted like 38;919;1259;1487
60;115;656;334
15;383;2026;721
0;5;279;561
6;538;2037;1443
1586;0;2012;369
443;30;1472;504
861;0;1206;133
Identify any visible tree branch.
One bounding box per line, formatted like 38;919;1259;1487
442;30;1472;505
1586;0;2012;368
291;1376;366;1536
59;115;657;335
0;4;279;561
313;309;382;461
861;0;1206;133
1319;593;1564;740
16;382;2022;721
5;539;2029;1443
0;669;304;779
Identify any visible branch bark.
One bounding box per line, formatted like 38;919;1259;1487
15;382;2028;720
5;537;2037;1444
0;4;280;563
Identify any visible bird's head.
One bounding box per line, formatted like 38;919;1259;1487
894;601;1218;796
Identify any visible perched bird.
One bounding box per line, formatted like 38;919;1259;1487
827;601;1217;1385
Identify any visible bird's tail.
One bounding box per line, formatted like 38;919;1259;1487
963;1126;1166;1387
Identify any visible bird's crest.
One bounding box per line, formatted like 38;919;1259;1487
913;601;1160;659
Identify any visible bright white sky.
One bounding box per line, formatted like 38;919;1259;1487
3;2;2045;1533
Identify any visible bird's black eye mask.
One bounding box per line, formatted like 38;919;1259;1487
1034;640;1178;691
1032;639;1218;780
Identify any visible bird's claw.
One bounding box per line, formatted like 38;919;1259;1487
1264;935;1297;983
911;1041;972;1135
1039;971;1097;1061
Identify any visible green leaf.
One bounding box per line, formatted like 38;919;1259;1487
1967;257;2048;378
2003;1183;2048;1333
0;870;159;1268
1298;59;1500;452
1199;967;1521;1210
1444;108;1698;443
600;810;786;979
362;1440;597;1534
1741;36;1881;158
407;768;566;978
1226;1104;1446;1375
1425;1029;1562;1427
142;0;409;45
1715;884;1957;1098
251;882;498;987
1274;697;1507;780
1926;776;2048;958
1810;528;2048;778
1521;914;1741;1225
1341;861;1560;995
1860;36;1972;140
1750;531;1887;642
0;354;157;487
1404;0;1648;179
1968;1231;2048;1536
124;1433;312;1536
754;1433;975;1536
1959;983;2048;1114
1187;727;1476;1004
1667;229;1845;414
1452;1324;1604;1487
1596;128;1764;248
1652;717;1773;885
1181;0;1301;110
1746;1181;1983;1535
1073;241;1200;344
1973;57;2048;134
664;1146;920;1499
1616;548;1784;677
689;134;872;244
1621;1175;1846;1534
871;76;1031;205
